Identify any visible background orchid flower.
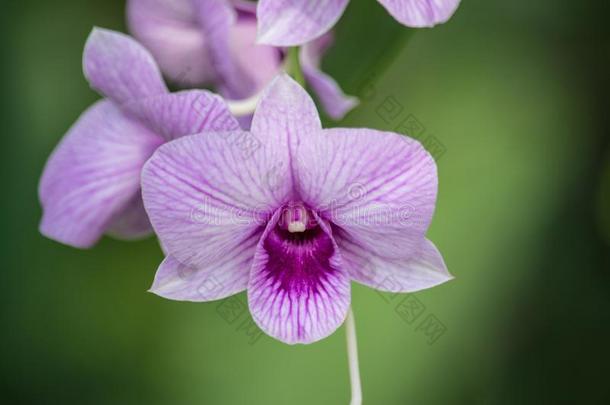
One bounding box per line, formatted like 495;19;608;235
257;0;462;46
127;0;357;120
38;28;240;248
141;75;452;344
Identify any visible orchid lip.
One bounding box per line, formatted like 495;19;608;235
256;205;339;301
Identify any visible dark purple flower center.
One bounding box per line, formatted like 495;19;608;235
261;202;338;295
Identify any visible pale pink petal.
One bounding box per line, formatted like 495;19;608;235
126;0;217;86
83;28;167;104
141;131;292;270
124;90;240;141
377;0;461;28
248;209;350;344
222;17;282;98
149;252;252;301
300;35;358;120
39;101;163;248
257;0;349;46
106;192;153;240
251;74;322;146
293;128;437;260
248;75;322;197
339;236;452;292
192;0;259;99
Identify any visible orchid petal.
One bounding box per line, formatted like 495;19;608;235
301;36;358;120
192;0;259;99
126;0;217;86
251;74;321;147
39;101;163;248
149;253;252;301
249;75;323;197
294;128;437;260
257;0;349;46
83;28;167;104
106;193;154;240
339;236;452;292
222;17;282;98
141;131;291;270
125;90;240;141
248;210;350;344
377;0;461;28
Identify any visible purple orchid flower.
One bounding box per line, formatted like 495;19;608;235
38;28;240;248
127;0;357;120
257;0;462;46
141;74;452;344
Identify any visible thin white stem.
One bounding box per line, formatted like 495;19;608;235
226;91;263;117
346;306;362;405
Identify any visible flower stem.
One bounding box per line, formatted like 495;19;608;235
286;47;305;86
346;306;362;405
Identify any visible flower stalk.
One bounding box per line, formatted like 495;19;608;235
346;306;362;405
286;47;305;87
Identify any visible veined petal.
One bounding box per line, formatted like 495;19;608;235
149;250;252;301
141;131;292;270
248;209;350;344
39;100;163;248
301;35;358;120
193;0;259;99
250;75;322;185
124;90;240;141
106;192;153;240
377;0;461;28
339;235;452;292
83;28;168;104
294;128;437;260
222;17;283;98
127;0;217;86
257;0;349;46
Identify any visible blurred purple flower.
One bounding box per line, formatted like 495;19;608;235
38;28;239;248
141;75;452;344
127;0;357;120
257;0;461;46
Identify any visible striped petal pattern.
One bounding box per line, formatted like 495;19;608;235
141;130;292;271
39;101;163;248
149;249;255;301
257;0;349;46
377;0;461;28
256;0;461;46
293;127;438;260
124;90;240;141
248;210;350;344
338;235;452;292
83;28;168;104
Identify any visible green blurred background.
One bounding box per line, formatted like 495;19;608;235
2;0;609;403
